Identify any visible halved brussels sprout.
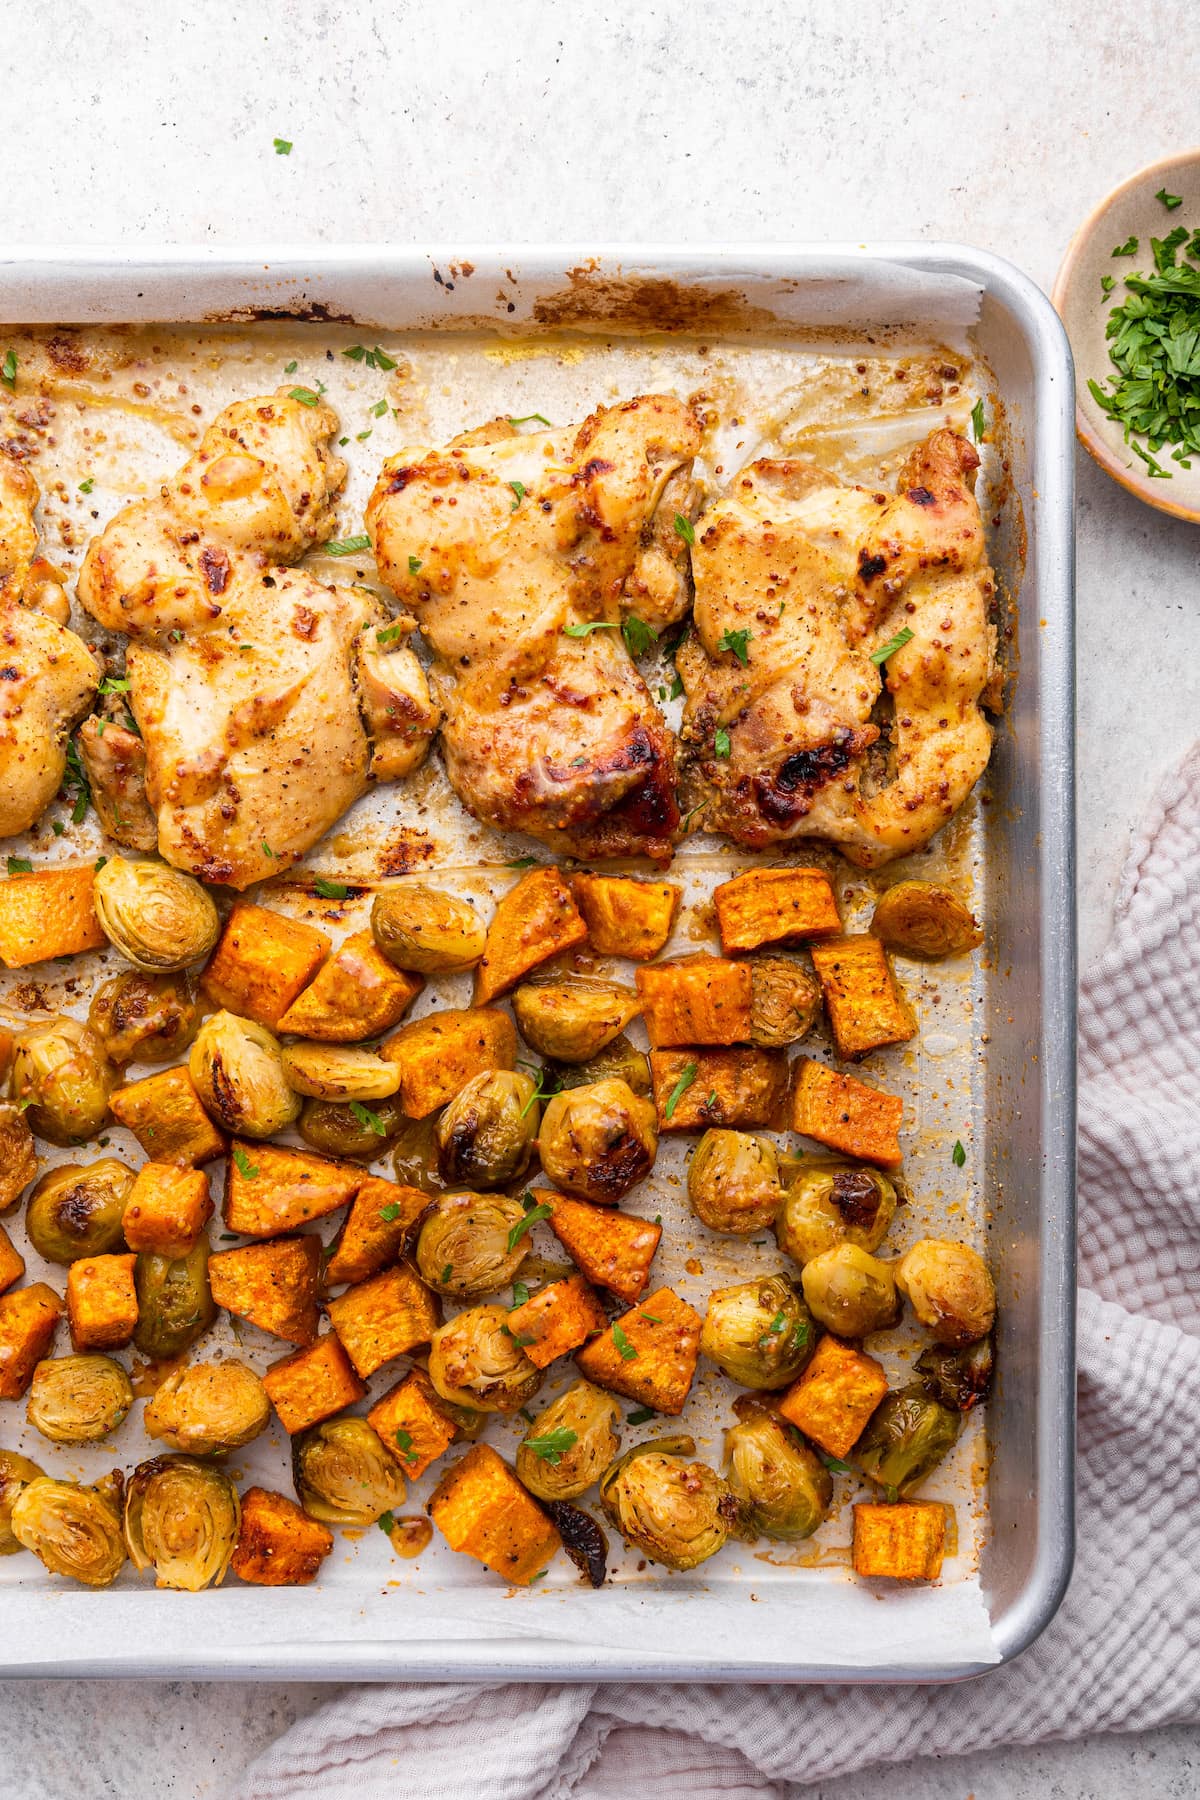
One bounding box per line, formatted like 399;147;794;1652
774;1161;898;1265
93;855;220;971
11;1018;116;1146
516;1380;622;1502
434;1070;538;1189
27;1353;134;1444
300;1095;408;1161
143;1357;270;1455
281;1042;402;1102
915;1334;995;1412
427;1303;543;1413
723;1396;833;1540
870;881;983;959
26;1158;134;1264
537;1078;657;1204
856;1384;962;1498
687;1130;782;1235
415;1191;529;1298
388;1112;451;1191
133;1238;217;1360
545;1033;651;1097
513;979;641;1064
371;884;485;973
895;1239;995;1347
801;1244;901;1338
599;1435;737;1571
0;1449;45;1554
189;1011;301;1138
293;1418;408;1525
700;1274;816;1389
10;1474;127;1587
87;970;202;1067
749;957;821;1049
0;1104;37;1213
123;1455;240;1590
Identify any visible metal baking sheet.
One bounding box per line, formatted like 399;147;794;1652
0;247;1076;1681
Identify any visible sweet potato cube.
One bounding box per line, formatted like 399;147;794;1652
0;1224;24;1294
0;1029;14;1085
369;1368;461;1480
473;868;588;1005
223;1140;362;1238
791;1059;904;1166
546;1193;661;1303
852;1501;948;1581
570;873;679;961
277;931;423;1041
507;1273;608;1370
778;1335;888;1459
0;1283;63;1397
201;903;330;1029
323;1176;428;1289
109;1065;227;1167
208;1235;322;1345
650;1047;788;1132
0;866;107;968
713;866;842;953
428;1443;560;1586
262;1333;366;1434
574;1285;701;1415
635;954;753;1047
122;1162;213;1258
231;1486;333;1586
809;935;916;1060
326;1261;441;1378
66;1254;138;1351
382;1007;516;1118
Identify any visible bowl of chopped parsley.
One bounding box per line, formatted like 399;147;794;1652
1053;151;1200;521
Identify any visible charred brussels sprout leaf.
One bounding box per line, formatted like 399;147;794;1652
915;1335;995;1412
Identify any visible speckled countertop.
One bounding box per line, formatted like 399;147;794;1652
2;1;1199;1795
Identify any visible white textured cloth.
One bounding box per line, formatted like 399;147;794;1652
236;746;1200;1800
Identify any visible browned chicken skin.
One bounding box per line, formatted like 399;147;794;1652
678;429;996;867
366;395;701;861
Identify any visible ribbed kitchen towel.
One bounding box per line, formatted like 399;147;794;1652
235;744;1200;1800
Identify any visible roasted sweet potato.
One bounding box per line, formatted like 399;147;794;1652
0;866;107;968
109;1065;227;1167
428;1442;560;1586
809;935;916;1060
201;904;330;1030
635;954;753;1047
323;1176;428;1289
208;1236;322;1345
0;1224;24;1294
650;1047;788;1132
66;1252;139;1351
122;1162;213;1258
852;1500;948;1581
262;1332;367;1434
574;1285;701;1415
506;1274;608;1370
791;1059;904;1167
546;1192;661;1303
713;866;842;954
570;873;680;960
778;1334;888;1459
222;1140;362;1238
382;1007;516;1118
473;868;588;1005
231;1485;333;1586
0;1283;63;1397
276;931;424;1041
369;1367;462;1480
326;1261;441;1378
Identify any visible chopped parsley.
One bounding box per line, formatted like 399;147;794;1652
626;1406;656;1425
525;1427;577;1464
611;1323;637;1361
1087;229;1200;474
260;840;277;859
79;477;95;495
952;1139;967;1167
284;360;298;374
716;627;751;666
371;398;389;418
376;623;404;646
821;1454;853;1474
313;878;349;899
970;398;987;441
378;1202;402;1222
669;671;684;701
713;726;732;758
663;1061;698;1120
1157;188;1183;211
395;1430;419;1466
510;1280;531;1308
507;1200;553;1252
622;615;659;657
273;138;292;155
1112;235;1139;258
6;856;31;875
673;513;695;546
378;1510;395;1535
870;627;915;667
508;479;527;510
289;387;320;407
342;345;397;371
232;1147;260;1179
1101;275;1115;297
505;856;538;869
408;555;423;575
1;349;16;389
563;620;618;637
509;412;551;427
760;1308;788;1344
440;1263;454;1285
324;535;371;556
350;1102;387;1136
97;676;131;694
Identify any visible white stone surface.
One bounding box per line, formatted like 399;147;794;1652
2;0;1198;1792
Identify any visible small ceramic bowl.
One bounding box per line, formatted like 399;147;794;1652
1053;148;1200;523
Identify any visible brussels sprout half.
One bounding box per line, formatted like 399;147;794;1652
124;1455;240;1590
599;1435;738;1572
855;1384;962;1499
